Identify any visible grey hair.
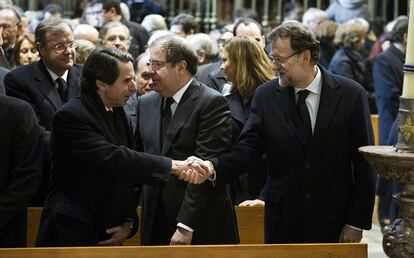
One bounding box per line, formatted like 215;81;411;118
35;18;72;46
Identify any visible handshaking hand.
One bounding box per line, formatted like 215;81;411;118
171;156;214;184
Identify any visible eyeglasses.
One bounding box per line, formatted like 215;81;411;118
104;35;130;42
268;52;299;64
48;41;77;53
0;22;17;30
146;59;169;70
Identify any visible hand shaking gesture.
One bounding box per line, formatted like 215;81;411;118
171;156;214;184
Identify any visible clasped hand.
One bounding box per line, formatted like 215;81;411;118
171;156;213;184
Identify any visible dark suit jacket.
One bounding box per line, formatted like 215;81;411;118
329;46;376;113
225;90;266;204
212;66;376;243
126;20;150;58
136;80;239;245
0;67;8;95
0;96;42;247
195;61;228;93
36;92;172;247
5;61;83;205
373;44;404;145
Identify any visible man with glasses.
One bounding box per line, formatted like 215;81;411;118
136;35;238;245
5;18;83;206
0;8;19;67
185;22;376;244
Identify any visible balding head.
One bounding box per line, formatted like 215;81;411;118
73;24;99;44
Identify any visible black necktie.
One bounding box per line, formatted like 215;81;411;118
297;90;312;141
56;77;67;102
107;110;115;129
161;97;174;142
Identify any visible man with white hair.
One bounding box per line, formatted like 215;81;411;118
73;24;99;44
187;33;219;65
141;14;167;35
100;21;131;53
302;8;328;32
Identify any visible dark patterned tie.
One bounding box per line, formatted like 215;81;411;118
161;97;174;142
56;77;67;102
297;89;312;141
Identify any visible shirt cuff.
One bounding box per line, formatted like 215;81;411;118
177;222;194;232
345;224;363;231
206;161;216;181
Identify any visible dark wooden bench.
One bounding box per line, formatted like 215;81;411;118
0;243;368;258
27;206;264;246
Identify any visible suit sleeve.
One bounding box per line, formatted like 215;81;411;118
347;86;376;229
373;54;402;144
52;106;172;186
0;102;42;230
5;71;51;154
211;88;266;183
176;93;233;228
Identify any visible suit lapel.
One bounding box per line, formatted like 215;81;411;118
275;84;309;149
67;65;81;100
150;94;162;153
307;67;342;158
161;81;200;154
34;61;61;110
81;93;118;144
226;91;246;124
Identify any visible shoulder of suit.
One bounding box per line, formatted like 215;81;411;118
0;95;33;110
138;91;159;104
326;69;365;94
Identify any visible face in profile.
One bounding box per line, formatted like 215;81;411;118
99;60;137;108
18;38;40;65
220;49;233;82
136;55;153;95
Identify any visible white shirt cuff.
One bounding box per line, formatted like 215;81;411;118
345;224;363;231
177;222;194;232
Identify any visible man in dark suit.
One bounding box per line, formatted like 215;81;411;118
5;18;83;206
0;95;42;247
0;67;8;95
185;22;376;244
36;47;197;247
373;18;407;231
136;35;238;245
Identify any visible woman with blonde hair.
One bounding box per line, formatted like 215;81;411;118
328;20;376;112
221;36;274;206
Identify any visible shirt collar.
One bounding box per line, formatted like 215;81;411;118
104;106;113;112
47;68;68;83
294;65;322;95
170;78;193;104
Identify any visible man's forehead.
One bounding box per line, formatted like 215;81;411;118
271;38;292;52
106;27;128;36
149;47;165;57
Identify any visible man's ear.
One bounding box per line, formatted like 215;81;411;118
177;60;187;73
198;50;206;64
303;50;311;64
96;80;105;90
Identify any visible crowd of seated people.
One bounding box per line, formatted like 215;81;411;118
0;0;406;248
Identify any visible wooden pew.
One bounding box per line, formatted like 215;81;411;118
0;243;368;258
27;206;264;246
371;114;379;145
